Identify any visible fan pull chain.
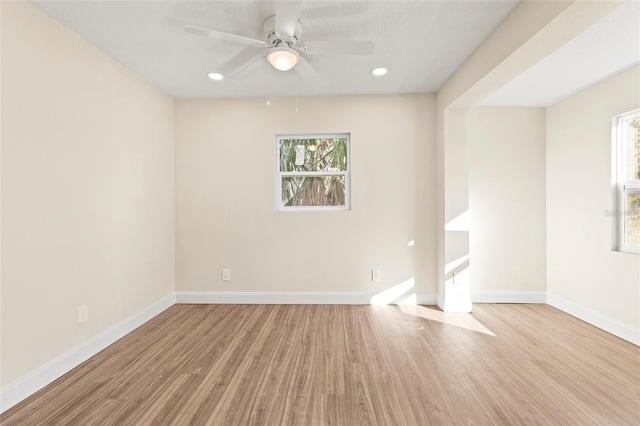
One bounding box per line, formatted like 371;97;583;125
295;72;299;113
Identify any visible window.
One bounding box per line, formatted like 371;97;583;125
614;109;640;254
276;134;350;211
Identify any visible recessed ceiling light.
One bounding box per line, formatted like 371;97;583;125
371;67;388;77
207;72;224;81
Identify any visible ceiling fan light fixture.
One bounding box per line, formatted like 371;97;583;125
371;67;388;77
267;47;300;71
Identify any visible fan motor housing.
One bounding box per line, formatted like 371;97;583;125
263;15;303;47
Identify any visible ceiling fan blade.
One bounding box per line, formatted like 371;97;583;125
276;1;302;39
184;25;267;48
294;57;326;89
227;51;266;79
302;40;374;56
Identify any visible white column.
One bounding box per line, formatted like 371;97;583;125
439;108;472;312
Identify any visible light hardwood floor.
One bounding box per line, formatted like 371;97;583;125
2;304;639;425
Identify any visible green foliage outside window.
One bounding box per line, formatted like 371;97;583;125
279;137;348;207
631;118;640;180
625;117;640;247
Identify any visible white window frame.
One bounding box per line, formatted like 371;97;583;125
613;108;640;254
275;133;351;212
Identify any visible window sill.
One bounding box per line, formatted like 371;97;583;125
614;246;640;255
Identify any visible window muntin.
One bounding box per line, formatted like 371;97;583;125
614;109;640;254
277;134;350;211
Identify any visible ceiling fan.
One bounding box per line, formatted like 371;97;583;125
184;0;374;88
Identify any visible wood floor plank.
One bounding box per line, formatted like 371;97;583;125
2;303;639;425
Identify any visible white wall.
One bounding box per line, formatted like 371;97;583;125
176;95;437;298
433;0;616;310
469;107;547;295
546;65;640;329
1;2;175;386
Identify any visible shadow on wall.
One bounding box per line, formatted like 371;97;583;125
370;278;418;305
369;239;419;305
446;254;470;284
444;209;471;287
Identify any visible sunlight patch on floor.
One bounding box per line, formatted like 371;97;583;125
399;305;496;336
370;278;494;335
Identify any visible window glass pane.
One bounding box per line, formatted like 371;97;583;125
622;116;640;180
282;176;346;207
624;188;640;247
279;137;348;172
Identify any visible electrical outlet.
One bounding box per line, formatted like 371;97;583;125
372;269;381;282
222;269;231;281
78;305;88;323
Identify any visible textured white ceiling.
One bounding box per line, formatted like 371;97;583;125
31;0;519;99
480;0;640;107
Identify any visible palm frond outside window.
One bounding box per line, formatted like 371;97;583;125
614;110;640;253
277;134;350;211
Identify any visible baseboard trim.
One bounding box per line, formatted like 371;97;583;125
176;291;371;304
547;293;640;346
415;293;438;305
441;298;473;312
472;291;547;304
176;291;438;306
0;293;176;413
